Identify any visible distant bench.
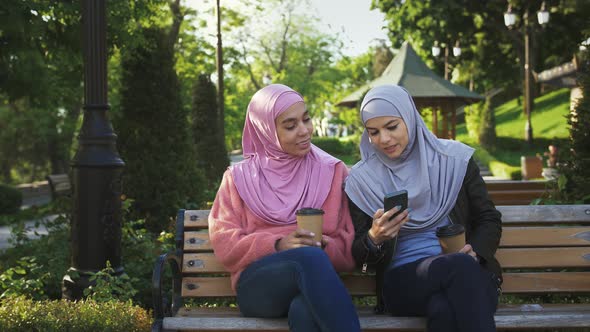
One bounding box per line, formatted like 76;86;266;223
486;180;547;205
46;174;72;200
152;204;590;331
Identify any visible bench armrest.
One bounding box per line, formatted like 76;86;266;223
152;252;182;321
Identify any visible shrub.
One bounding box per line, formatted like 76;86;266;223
0;214;70;300
0;256;50;300
464;102;483;140
312;137;357;156
0;296;151;332
0;184;22;215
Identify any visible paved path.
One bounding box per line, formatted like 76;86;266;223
0;215;58;251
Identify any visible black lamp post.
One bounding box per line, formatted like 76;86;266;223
504;1;550;144
62;0;125;300
432;40;461;80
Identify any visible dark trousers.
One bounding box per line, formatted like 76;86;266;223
382;253;498;332
236;246;361;332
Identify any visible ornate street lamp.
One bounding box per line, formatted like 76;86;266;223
504;1;550;144
63;0;125;300
431;40;461;80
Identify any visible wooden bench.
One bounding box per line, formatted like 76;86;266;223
46;174;72;200
486;180;547;205
152;205;590;331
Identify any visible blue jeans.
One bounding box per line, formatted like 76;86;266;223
236;246;361;332
382;253;499;332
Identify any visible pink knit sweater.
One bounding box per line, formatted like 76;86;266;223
208;162;356;292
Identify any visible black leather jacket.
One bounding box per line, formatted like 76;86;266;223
348;158;503;313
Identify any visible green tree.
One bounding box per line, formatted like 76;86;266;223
191;74;229;191
561;49;590;202
219;0;347;149
372;40;394;78
0;0;83;182
115;25;204;232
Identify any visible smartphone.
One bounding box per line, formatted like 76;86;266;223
383;190;408;221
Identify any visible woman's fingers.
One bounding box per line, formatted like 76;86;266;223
278;229;321;250
459;244;478;261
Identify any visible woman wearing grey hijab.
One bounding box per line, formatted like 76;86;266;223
345;85;502;331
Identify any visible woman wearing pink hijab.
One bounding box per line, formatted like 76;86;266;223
208;84;360;331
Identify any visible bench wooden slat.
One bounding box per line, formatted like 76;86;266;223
184;206;590;228
176;303;590;316
496;247;590;268
181;275;376;297
184;227;590;254
488;190;545;205
501;271;590;293
501;227;590;247
183;210;209;229
183;253;225;272
181;271;590;297
184;232;211;252
165;305;590;331
485;180;547;191
183;246;590;275
498;205;590;225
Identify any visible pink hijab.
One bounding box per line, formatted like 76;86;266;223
230;84;340;225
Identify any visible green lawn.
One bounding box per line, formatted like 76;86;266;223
494;88;570;139
456;88;571;167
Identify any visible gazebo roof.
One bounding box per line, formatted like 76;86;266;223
337;41;483;108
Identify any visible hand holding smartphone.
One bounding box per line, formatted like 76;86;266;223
383;190;408;222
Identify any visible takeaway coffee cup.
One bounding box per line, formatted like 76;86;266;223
296;208;324;243
436;224;466;254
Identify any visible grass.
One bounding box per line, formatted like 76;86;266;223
456;88;571;168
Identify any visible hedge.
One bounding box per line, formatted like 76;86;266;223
0;296;151;332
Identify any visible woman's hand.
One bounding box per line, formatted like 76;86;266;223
368;207;410;245
459;244;478;262
276;228;322;251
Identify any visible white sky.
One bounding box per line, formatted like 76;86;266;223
306;0;389;56
184;0;389;57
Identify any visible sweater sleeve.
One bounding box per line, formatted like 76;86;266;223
208;170;283;274
463;158;502;264
321;163;356;272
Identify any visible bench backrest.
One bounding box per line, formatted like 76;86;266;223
485;180;547;205
46;174;72;198
177;205;590;299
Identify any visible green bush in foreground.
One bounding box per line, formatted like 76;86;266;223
0;296;151;332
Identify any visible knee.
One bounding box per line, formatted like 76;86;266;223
445;253;480;274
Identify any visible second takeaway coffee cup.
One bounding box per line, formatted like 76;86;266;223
296;208;324;243
436;223;466;254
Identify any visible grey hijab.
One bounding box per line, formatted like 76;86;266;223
345;85;474;230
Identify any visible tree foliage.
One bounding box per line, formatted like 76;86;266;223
191;74;229;191
115;26;204;232
0;0;83;182
561;49;590;202
372;0;589;93
219;0;352;149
